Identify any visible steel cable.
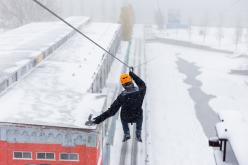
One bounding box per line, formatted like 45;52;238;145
31;0;130;68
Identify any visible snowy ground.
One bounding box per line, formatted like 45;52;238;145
151;26;248;55
145;38;248;164
102;25;248;165
172;46;248;120
105;24;248;165
146;43;216;165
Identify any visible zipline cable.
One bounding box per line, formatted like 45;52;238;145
133;56;158;68
31;0;130;68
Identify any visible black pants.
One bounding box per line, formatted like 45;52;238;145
121;117;143;136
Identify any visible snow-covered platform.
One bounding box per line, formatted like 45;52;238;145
209;110;248;165
0;16;89;94
215;111;248;165
0;22;121;129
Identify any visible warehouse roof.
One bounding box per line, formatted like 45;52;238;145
0;21;120;129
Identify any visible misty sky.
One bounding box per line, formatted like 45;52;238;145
36;0;248;26
123;0;248;26
1;0;247;29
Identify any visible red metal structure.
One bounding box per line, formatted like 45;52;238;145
0;141;99;165
0;123;103;165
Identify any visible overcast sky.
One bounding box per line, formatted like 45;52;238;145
45;0;248;26
125;0;248;25
2;0;247;28
49;0;248;26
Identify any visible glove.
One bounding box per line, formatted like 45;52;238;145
93;116;101;124
85;114;99;126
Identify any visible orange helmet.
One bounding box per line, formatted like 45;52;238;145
120;73;132;85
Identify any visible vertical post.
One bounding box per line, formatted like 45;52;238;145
223;140;227;161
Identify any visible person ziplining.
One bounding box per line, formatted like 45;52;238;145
87;68;146;142
32;0;147;142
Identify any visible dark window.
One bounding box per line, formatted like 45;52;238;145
13;152;32;159
60;153;69;160
36;152;55;160
46;153;54;159
37;153;45;159
60;153;79;161
23;152;32;159
69;154;78;160
14;152;22;158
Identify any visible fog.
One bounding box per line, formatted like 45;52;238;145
61;0;248;26
0;0;248;28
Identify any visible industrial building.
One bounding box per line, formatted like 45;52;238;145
0;18;121;165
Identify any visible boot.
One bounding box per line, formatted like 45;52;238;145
136;132;142;142
122;134;131;142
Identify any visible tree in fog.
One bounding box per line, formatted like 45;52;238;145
234;25;243;50
154;0;164;30
216;13;224;47
216;26;223;47
233;16;244;50
201;12;209;43
154;9;164;30
187;17;192;41
119;4;135;41
0;0;58;29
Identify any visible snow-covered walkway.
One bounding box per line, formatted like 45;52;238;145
146;43;216;165
107;25;147;165
146;37;248;164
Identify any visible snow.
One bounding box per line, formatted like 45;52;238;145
145;37;248;164
215;122;228;139
0;16;89;59
1;16;247;164
107;24;233;165
0;22;120;129
214;150;235;165
146;43;215;165
0;17;87;47
0;16;90;93
172;45;248;120
151;26;248;55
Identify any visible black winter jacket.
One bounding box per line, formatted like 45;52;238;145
94;72;146;124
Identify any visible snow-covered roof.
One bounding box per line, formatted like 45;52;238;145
0;17;89;70
0;22;121;129
0;17;90;93
0;92;106;129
